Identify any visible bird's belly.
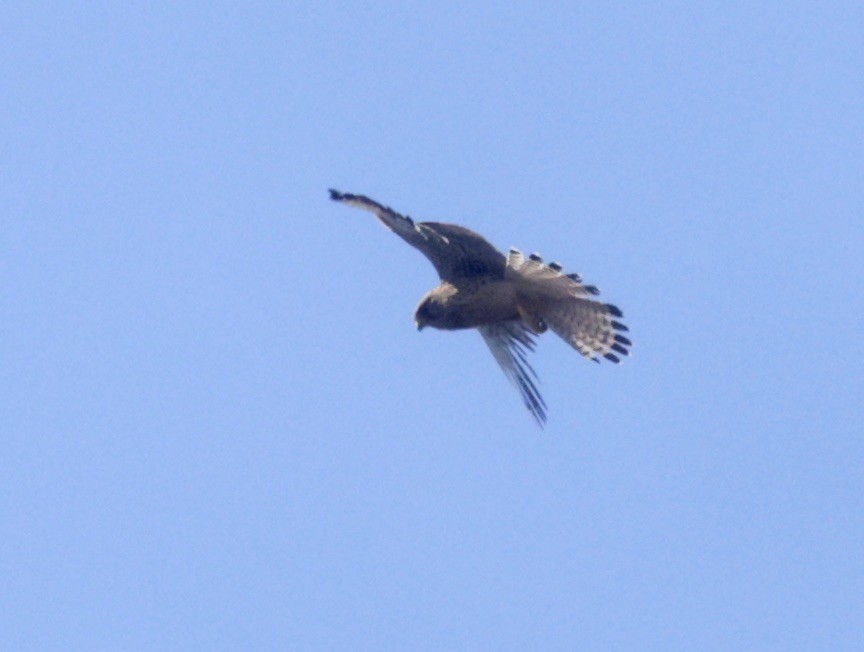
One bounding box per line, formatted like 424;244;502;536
440;282;519;329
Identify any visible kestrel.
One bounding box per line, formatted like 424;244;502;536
329;189;631;425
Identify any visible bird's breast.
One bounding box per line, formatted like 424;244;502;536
437;281;520;329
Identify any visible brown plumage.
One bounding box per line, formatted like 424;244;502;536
329;189;631;425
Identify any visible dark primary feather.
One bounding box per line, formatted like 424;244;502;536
329;189;505;284
478;322;547;426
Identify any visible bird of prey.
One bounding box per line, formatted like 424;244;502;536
329;189;631;425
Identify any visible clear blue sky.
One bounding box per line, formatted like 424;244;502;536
2;3;862;650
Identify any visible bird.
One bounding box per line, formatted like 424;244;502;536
329;189;631;426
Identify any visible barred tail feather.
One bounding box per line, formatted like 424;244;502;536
542;298;632;363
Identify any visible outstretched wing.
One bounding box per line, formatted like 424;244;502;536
478;321;547;426
329;189;505;284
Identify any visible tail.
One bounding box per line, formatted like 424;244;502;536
505;248;632;363
541;298;631;363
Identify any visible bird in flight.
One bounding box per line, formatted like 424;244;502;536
329;189;631;426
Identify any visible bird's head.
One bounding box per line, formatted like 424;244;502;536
413;296;437;331
413;285;456;331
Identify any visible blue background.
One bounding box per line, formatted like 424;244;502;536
3;3;862;649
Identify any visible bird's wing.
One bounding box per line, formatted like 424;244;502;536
329;189;505;284
478;321;547;426
507;248;632;363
